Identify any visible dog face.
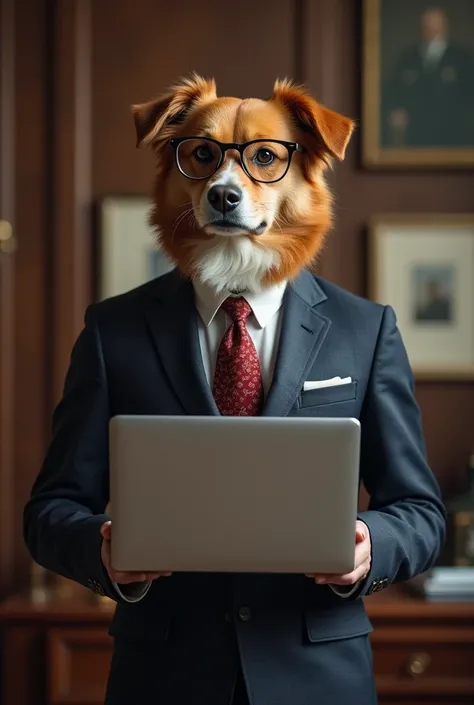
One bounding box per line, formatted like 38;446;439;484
132;74;354;293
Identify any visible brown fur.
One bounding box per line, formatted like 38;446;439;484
132;74;354;286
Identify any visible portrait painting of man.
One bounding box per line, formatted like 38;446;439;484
412;265;455;324
363;0;474;166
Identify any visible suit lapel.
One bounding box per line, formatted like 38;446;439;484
145;270;219;416
145;268;331;418
262;270;331;417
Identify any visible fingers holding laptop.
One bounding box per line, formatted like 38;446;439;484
306;520;371;586
100;521;172;585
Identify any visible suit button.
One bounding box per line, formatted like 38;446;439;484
238;606;251;622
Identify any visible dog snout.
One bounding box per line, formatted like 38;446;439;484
207;185;242;214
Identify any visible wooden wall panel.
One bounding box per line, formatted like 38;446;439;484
91;0;298;197
301;0;349;283
12;0;49;587
51;0;93;405
0;0;49;592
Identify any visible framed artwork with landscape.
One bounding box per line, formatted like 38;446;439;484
97;195;174;300
363;0;474;167
368;215;474;380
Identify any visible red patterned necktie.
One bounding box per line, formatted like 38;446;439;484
212;296;264;416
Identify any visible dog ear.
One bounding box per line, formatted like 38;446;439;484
131;73;217;147
271;79;354;160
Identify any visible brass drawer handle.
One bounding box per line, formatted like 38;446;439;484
407;652;431;677
0;220;16;253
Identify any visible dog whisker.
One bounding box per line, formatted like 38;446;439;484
173;206;194;224
272;217;284;235
172;207;195;241
273;216;284;235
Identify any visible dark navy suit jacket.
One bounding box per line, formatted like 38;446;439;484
23;268;446;705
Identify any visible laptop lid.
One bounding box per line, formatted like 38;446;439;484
109;415;360;575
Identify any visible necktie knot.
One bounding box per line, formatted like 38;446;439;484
221;296;252;323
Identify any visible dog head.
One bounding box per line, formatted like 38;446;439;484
132;74;354;293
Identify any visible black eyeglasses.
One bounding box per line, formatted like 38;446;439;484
169;136;302;183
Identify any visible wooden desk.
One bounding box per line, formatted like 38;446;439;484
1;586;473;705
0;587;115;705
366;588;474;704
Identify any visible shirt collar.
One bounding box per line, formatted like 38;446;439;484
193;279;287;329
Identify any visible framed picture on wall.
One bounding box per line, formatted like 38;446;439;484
362;0;474;168
97;195;175;300
368;214;474;380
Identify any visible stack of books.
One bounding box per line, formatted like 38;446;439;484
407;566;474;601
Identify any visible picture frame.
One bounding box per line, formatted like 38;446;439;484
362;0;474;168
97;195;175;300
452;511;474;567
368;214;474;380
445;453;474;567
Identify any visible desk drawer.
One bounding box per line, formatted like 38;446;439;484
47;628;113;705
370;625;474;698
379;701;474;705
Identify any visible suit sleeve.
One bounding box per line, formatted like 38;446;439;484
23;305;148;603
351;305;446;599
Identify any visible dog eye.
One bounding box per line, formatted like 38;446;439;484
193;145;214;163
254;148;275;165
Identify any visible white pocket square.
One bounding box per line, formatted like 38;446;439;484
303;376;352;391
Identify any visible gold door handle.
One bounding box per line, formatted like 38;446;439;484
406;652;431;677
0;220;16;253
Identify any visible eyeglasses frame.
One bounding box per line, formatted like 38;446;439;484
169;136;303;184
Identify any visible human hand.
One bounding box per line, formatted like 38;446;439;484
100;521;172;585
306;520;371;587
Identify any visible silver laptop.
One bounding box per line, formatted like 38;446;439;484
109;415;360;575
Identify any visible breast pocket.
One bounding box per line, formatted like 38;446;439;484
298;381;358;410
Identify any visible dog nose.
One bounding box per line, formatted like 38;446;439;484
207;185;242;213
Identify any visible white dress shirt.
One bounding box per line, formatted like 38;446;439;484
423;38;448;68
114;279;359;601
193;279;287;396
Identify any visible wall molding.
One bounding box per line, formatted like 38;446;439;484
51;0;92;406
300;0;348;284
0;0;16;595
